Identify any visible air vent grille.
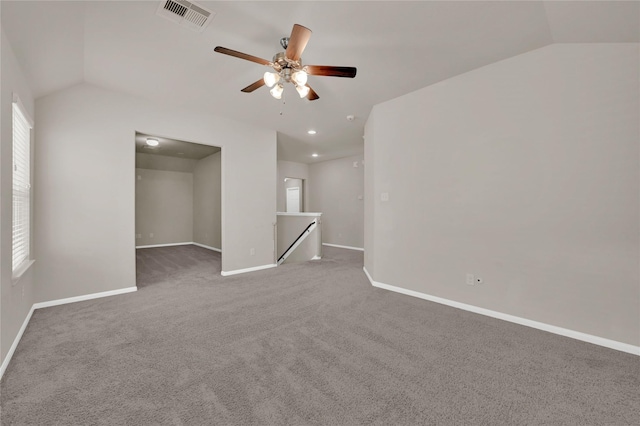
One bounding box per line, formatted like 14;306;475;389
184;8;208;27
164;0;188;17
156;0;214;33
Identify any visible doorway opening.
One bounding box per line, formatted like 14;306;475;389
134;132;222;286
284;177;304;212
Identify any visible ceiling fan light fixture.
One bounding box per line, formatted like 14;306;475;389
263;71;280;88
214;24;356;103
270;83;284;99
292;70;308;86
296;84;310;98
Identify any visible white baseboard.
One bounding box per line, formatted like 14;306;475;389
192;242;221;252
362;267;639;356
221;263;277;276
33;287;138;309
0;305;35;380
137;242;222;252
323;243;364;251
136;242;192;249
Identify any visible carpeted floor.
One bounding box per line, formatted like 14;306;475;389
1;245;638;425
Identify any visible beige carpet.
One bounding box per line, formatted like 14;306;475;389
1;245;638;425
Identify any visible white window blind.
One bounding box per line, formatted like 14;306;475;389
12;97;33;272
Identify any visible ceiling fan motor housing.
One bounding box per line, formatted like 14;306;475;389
281;68;292;83
273;52;300;68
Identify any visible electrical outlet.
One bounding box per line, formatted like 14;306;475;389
380;192;389;202
476;277;483;284
250;248;255;256
466;273;475;285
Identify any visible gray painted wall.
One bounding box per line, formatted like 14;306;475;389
364;115;376;277
193;152;221;250
135;152;197;173
135;151;221;249
365;44;639;346
34;83;276;302
135;168;194;246
1;29;36;366
309;155;364;249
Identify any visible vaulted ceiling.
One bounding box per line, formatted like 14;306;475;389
2;1;638;163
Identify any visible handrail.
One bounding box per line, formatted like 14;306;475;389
278;220;316;264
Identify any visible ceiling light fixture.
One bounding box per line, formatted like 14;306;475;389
295;84;310;98
270;83;284;100
291;70;307;86
264;71;280;88
146;138;159;147
312;153;318;157
264;68;310;100
307;130;317;135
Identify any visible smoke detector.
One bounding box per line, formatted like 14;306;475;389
156;0;215;33
346;115;355;122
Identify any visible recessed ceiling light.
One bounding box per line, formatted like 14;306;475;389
312;153;319;157
307;130;317;135
146;138;159;147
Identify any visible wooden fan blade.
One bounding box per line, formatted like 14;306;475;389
241;79;266;93
306;85;319;101
285;24;312;62
305;65;357;78
214;46;271;66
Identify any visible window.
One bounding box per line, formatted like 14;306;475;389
12;95;33;274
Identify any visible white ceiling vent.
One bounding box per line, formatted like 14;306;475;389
156;0;214;33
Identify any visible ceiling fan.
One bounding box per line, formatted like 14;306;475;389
214;24;357;101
